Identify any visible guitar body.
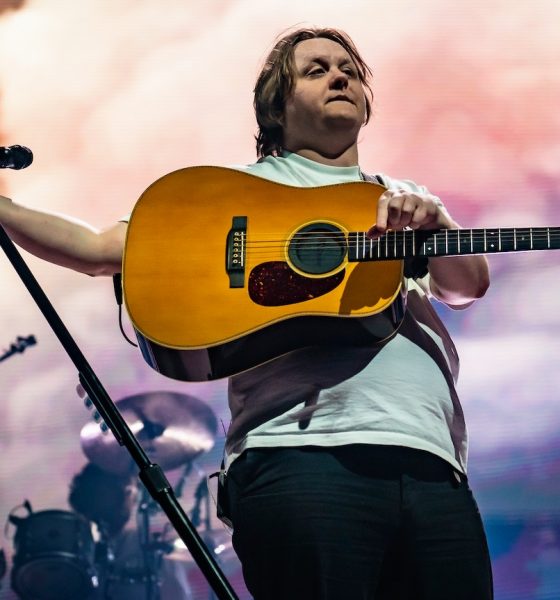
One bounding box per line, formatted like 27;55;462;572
123;166;406;381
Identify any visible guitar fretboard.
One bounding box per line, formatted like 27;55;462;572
348;227;560;261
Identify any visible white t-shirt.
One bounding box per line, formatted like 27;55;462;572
225;151;467;473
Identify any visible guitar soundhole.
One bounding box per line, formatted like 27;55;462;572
249;262;344;306
288;223;347;275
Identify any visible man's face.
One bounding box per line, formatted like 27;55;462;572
283;37;367;149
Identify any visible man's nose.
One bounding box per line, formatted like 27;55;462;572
330;71;349;89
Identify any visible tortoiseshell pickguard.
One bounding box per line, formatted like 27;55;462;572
248;261;344;306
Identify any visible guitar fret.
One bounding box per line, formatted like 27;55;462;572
360;233;364;259
348;226;560;262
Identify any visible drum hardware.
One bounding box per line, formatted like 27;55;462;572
191;471;220;600
94;523;116;567
191;470;212;533
136;483;171;600
0;224;238;599
8;507;98;600
95;463;196;600
79;391;218;599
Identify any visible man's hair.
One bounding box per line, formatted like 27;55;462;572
68;463;133;535
254;27;374;158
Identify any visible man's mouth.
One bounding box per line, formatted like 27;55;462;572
327;95;353;104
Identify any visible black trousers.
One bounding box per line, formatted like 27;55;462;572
226;445;493;600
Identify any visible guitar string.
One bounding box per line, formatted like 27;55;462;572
243;244;560;252
243;238;560;248
241;232;560;250
241;229;560;243
230;230;560;258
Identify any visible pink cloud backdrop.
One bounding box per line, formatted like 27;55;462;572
1;1;560;598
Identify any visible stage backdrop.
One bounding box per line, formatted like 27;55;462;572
1;1;560;599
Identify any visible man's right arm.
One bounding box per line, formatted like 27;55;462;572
0;194;126;276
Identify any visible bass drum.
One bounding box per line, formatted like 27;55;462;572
11;510;97;600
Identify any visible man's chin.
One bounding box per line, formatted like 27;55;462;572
324;113;361;130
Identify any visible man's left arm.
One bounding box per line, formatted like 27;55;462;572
426;234;490;309
368;188;490;309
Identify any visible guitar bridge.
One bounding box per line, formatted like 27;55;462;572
226;216;247;288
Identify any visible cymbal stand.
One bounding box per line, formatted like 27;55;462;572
95;523;116;600
0;225;238;600
137;483;162;600
191;468;218;600
191;468;212;532
174;461;194;500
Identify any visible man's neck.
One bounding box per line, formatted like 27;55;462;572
289;145;359;167
282;121;362;167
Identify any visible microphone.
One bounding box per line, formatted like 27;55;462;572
0;145;33;170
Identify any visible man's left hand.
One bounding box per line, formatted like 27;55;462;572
367;189;454;238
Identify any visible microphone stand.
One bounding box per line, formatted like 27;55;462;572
0;225;238;600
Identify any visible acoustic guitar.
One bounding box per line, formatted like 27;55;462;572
123;166;559;381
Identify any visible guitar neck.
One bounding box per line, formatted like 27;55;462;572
348;227;560;261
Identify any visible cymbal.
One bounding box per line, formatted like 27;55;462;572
80;391;218;475
167;528;234;564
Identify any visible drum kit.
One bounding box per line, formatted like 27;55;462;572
7;391;233;600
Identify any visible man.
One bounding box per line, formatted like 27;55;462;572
0;27;491;599
68;462;193;599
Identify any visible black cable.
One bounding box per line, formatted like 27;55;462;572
113;274;138;347
118;304;138;347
